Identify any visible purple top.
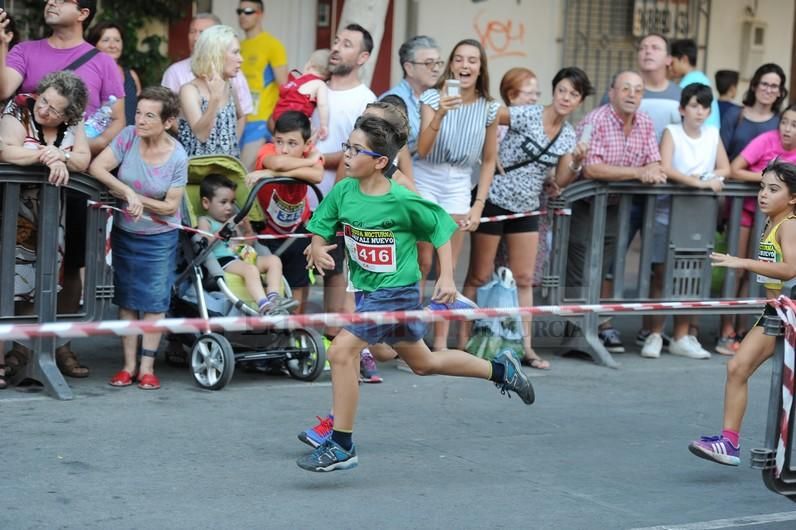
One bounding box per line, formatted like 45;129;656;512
7;39;125;116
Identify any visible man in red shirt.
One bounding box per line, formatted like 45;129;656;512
568;70;665;354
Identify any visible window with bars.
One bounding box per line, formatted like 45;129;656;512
562;0;709;119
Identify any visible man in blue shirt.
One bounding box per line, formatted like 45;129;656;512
379;35;442;156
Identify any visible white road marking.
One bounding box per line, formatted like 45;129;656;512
629;511;796;530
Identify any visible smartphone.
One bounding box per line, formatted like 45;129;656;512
580;123;593;146
446;79;460;97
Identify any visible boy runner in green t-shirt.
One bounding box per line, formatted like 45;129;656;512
298;116;535;472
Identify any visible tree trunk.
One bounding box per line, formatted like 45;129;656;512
338;0;391;86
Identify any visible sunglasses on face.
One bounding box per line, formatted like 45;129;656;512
236;7;258;15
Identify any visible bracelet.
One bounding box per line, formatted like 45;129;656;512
568;160;582;173
429;124;440;132
474;197;485;204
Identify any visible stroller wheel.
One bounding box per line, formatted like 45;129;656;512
286;328;326;381
190;333;235;390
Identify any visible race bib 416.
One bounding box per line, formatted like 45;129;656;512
343;224;397;273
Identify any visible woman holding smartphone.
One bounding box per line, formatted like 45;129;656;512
461;67;593;368
416;38;500;350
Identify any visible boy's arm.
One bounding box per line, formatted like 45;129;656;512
714;141;731;178
307;234;338;276
239;218;255;237
266;165;323;184
196;216;215;245
432;241;457;304
263;152;317;172
262;151;324;184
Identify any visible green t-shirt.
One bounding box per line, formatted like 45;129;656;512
307;177;458;292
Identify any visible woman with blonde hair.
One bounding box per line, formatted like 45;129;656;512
178;25;245;157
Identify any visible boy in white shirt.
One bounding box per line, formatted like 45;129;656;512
642;83;731;359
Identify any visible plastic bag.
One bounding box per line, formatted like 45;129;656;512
465;267;524;360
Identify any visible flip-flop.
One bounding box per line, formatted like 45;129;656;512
521;356;551;370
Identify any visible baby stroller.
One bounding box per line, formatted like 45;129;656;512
168;154;326;390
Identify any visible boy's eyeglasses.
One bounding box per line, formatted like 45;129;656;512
341;142;384;158
236;7;258;15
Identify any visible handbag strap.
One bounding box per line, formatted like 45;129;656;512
502;126;564;173
63;48;100;72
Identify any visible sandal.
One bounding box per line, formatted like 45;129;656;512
109;370;135;387
55;346;89;378
0;364;7;389
4;347;30;379
137;373;161;390
521;355;551;370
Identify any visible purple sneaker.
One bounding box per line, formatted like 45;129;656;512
359;348;383;383
427;293;478;311
688;435;740;466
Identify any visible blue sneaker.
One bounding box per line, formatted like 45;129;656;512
427;293;478;311
494;350;535;405
297;439;358;472
297;415;334;448
688;435;740;466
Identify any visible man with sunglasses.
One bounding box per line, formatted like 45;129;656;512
0;0;126;380
238;0;288;170
380;35;442;156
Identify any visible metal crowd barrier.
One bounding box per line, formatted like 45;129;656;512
0;164;113;399
539;180;765;367
750;312;796;502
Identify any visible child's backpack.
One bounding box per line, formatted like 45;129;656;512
465;267;525;361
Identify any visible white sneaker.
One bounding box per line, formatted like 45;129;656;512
669;336;711;359
641;333;662;358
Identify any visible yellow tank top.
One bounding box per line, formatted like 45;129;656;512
757;214;796;290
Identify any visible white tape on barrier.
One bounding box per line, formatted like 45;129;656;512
0;298;770;341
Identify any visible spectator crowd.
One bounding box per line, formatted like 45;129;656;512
0;0;791;392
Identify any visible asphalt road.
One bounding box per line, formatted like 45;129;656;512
2;327;795;530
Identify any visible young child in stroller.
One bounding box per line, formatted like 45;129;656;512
197;174;297;315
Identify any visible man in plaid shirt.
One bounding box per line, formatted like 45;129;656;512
566;70;665;353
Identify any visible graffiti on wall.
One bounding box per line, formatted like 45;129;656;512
473;9;527;59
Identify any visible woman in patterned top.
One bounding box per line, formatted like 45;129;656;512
0;70;91;383
178;25;245;157
416;38;500;351
461;67;593;369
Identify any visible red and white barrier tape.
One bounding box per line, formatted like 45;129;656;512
87;200;570;242
0;298;768;341
773;295;796;478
